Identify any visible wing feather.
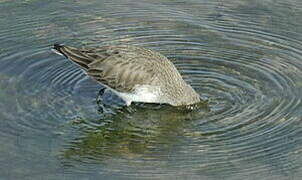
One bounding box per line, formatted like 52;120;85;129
53;44;157;92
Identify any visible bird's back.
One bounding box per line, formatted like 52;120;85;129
54;45;183;91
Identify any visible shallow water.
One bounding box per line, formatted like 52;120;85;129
1;0;302;179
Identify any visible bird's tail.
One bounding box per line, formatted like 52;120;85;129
52;44;94;70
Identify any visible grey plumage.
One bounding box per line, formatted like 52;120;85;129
52;44;200;106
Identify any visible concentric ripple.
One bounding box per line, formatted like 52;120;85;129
1;0;302;179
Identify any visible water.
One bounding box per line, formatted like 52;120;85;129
1;0;302;179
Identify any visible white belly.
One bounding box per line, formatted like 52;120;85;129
116;85;162;106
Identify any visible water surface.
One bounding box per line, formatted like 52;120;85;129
1;0;302;179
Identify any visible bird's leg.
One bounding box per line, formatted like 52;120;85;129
96;87;106;104
96;87;107;112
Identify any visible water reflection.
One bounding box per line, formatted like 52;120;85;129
62;103;209;162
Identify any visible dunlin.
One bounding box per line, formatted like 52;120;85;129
52;44;200;106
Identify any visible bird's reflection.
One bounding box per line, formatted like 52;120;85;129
60;101;209;163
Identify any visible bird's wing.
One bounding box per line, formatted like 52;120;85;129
53;44;157;92
87;54;156;92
